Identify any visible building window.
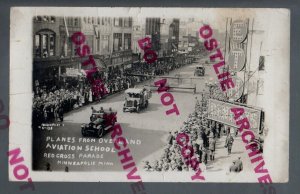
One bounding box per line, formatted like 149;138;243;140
124;33;131;50
67;37;74;56
257;78;264;95
35;35;41;57
50;16;55;23
97;18;100;25
34;30;56;58
123;18;132;27
85;36;93;53
119;18;123;27
114;18;123;27
42;16;49;22
102;35;109;52
42;34;48;57
114;18;119;26
129;18;132;27
49;34;55;56
35;16;42;22
34;16;56;23
259;56;265;71
102;18;105;25
67;18;73;26
96;37;100;52
124;18;130;27
74;18;79;26
113;33;122;51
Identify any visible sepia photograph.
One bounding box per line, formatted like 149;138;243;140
9;7;289;182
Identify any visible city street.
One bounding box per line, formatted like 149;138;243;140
33;59;257;182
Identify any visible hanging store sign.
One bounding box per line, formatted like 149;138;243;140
66;68;80;77
227;19;248;73
230;20;248;43
228;48;246;72
207;99;261;131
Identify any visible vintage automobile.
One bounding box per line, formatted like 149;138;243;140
194;65;205;76
123;88;151;113
81;108;117;138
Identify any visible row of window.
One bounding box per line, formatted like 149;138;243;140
83;17;132;27
34;16;133;28
35;31;56;58
113;33;131;51
34;30;132;58
34;16;56;23
95;35;110;53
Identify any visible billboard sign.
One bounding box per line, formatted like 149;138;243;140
207;99;261;132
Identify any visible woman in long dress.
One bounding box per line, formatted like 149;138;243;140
89;88;93;103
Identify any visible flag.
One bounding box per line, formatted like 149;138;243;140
63;16;69;37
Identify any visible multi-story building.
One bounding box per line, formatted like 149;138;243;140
33;16;83;87
131;18;146;63
110;17;133;71
33;16;133;87
168;19;180;55
145;18;179;58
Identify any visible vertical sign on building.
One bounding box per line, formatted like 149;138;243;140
225;19;249;100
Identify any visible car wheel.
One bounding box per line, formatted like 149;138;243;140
97;127;104;138
81;128;86;137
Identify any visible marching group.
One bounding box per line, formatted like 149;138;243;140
143;86;243;173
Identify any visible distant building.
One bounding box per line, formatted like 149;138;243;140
131;18;146;63
145;18;179;58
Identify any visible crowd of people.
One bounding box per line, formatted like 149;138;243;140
143;85;243;172
32;57;193;127
125;59;184;77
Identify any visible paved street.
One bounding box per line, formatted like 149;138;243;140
33;59;257;182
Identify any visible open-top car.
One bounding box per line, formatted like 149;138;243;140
194;65;205;76
123;88;151;113
81;108;117;138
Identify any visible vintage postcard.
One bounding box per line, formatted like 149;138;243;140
9;7;289;183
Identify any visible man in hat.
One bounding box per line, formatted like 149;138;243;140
225;133;234;155
100;107;104;113
143;161;152;171
209;136;216;161
162;163;169;171
58;103;64;122
167;131;175;145
91;106;97;114
153;160;162;171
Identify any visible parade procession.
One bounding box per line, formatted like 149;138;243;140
9;8;287;183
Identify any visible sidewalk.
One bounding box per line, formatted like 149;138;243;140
203;133;258;182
